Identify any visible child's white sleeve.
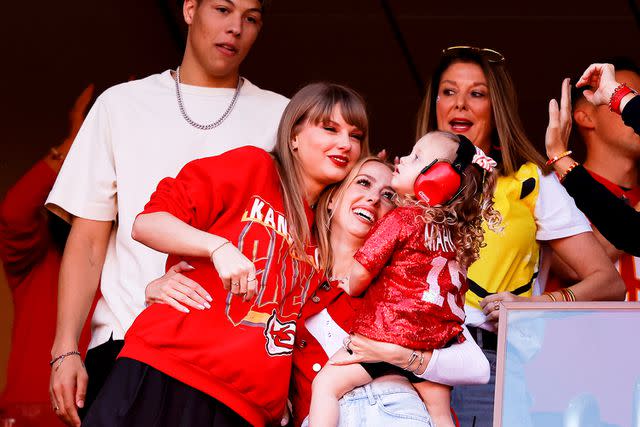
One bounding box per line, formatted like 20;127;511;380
415;326;490;386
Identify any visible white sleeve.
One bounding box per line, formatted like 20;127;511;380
416;326;490;386
46;94;117;223
534;168;591;241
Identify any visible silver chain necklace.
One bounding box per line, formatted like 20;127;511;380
174;66;244;130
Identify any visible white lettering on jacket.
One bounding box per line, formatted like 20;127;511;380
242;197;291;242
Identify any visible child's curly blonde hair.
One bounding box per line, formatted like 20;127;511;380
400;131;502;269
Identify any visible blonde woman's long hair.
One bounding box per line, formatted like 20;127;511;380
272;82;370;263
416;50;547;177
315;156;394;273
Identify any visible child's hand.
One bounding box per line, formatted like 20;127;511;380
280;399;292;426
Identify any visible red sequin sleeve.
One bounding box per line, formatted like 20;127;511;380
353;209;405;276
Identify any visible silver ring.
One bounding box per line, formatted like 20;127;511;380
247;277;257;282
231;282;240;287
493;301;500;311
343;336;353;354
54;405;59;412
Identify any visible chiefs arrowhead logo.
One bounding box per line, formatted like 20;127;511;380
264;309;296;356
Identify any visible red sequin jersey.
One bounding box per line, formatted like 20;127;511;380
352;206;467;350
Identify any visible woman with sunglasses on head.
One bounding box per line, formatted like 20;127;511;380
291;155;491;427
546;62;640;256
415;46;625;427
80;82;366;427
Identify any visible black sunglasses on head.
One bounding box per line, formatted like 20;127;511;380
442;46;505;64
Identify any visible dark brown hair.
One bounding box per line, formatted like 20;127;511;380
416;50;547;177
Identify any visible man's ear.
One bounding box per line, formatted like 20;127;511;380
183;0;197;25
574;108;595;131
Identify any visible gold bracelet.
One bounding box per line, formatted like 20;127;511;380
543;291;557;302
546;150;572;166
559;161;580;183
566;288;576;302
209;240;231;258
560;288;574;302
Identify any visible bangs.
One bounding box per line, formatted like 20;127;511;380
304;87;369;138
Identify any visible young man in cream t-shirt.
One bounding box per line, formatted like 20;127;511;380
45;1;288;425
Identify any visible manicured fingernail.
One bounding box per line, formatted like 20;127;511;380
186;264;195;270
204;302;211;309
77;400;84;408
198;304;205;310
182;307;190;313
205;294;212;302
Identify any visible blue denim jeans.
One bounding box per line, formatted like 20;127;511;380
303;375;432;426
451;345;534;427
450;349;496;427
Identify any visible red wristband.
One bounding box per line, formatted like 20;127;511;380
609;83;635;115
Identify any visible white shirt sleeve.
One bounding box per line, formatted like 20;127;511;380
306;309;349;358
534;168;591;241
46;94;117;223
417;325;490;386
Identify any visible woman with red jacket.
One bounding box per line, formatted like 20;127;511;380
80;82;368;427
290;156;490;427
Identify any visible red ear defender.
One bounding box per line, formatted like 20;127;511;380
413;134;475;206
414;160;462;206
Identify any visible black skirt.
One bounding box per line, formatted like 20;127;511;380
82;357;251;427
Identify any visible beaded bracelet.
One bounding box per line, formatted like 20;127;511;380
557;161;580;183
546;150;572;167
49;350;81;371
